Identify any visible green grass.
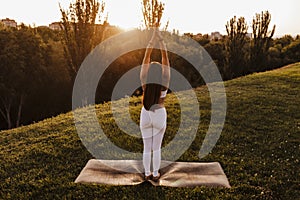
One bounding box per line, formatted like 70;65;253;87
1;63;299;199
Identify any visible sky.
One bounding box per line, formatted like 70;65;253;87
0;0;299;37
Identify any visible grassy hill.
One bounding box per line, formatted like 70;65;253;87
1;63;299;199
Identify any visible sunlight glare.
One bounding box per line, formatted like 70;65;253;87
106;0;142;30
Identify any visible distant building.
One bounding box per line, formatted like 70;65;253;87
1;18;17;28
49;22;62;31
210;31;222;40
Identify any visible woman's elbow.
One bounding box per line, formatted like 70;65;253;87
140;74;147;82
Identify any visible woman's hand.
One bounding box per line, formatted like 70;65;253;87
149;28;160;46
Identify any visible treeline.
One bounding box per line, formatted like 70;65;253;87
1;11;299;130
0;21;125;130
192;11;300;80
0;24;73;130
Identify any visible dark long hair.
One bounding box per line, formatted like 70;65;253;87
143;62;163;111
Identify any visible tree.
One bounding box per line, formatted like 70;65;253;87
142;0;165;28
194;34;210;46
282;38;300;63
0;26;47;129
204;41;226;79
225;16;249;79
0;28;23;129
274;35;293;49
60;0;107;82
250;11;276;71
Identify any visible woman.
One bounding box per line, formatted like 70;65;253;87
140;29;170;182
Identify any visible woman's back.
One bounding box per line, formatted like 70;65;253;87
143;62;165;111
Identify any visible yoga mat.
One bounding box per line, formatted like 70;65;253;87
75;159;231;188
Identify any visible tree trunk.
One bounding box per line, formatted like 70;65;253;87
6;104;12;129
0;97;12;129
16;94;24;128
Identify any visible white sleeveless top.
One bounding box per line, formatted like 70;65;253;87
160;90;167;98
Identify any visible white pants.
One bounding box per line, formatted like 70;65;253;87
140;106;167;176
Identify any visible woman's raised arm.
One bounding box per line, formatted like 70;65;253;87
140;31;157;89
158;33;170;89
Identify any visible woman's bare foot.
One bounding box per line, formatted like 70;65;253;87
145;174;152;181
152;173;160;182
